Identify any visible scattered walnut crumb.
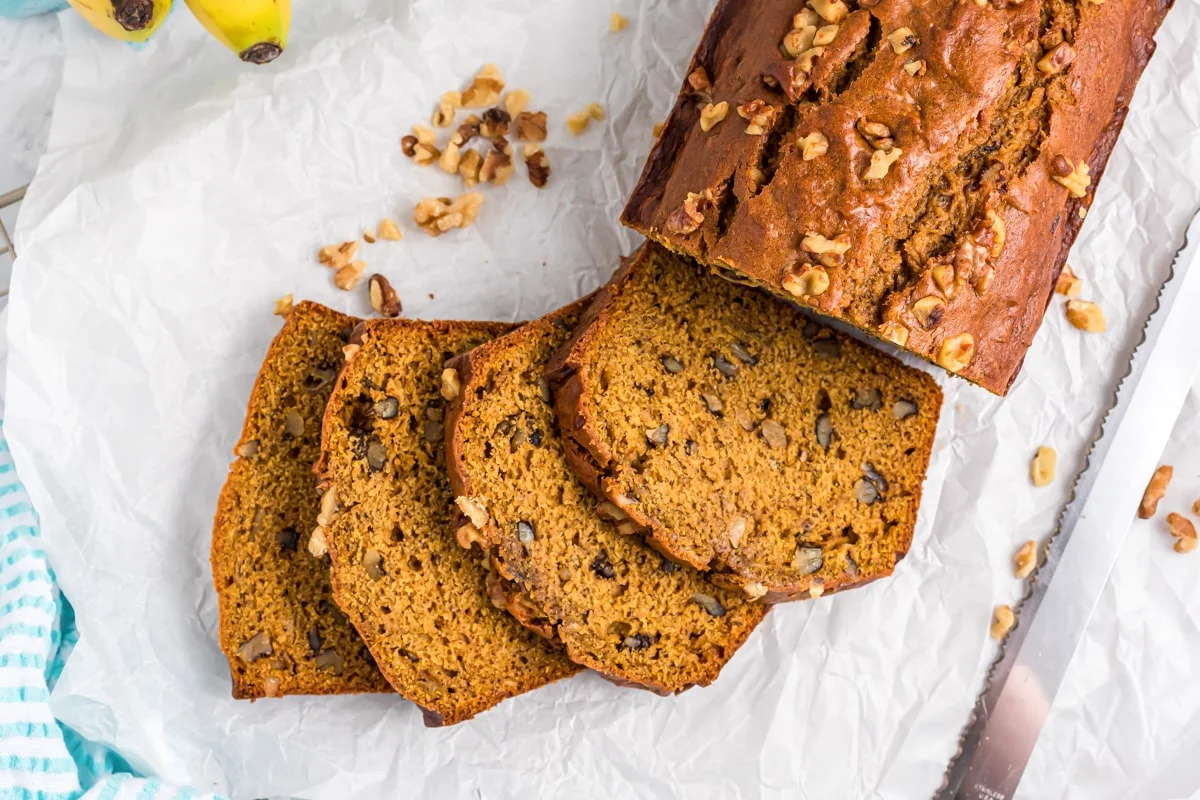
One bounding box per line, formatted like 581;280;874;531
653;121;665;137
377;218;403;241
699;101;729;132
587;102;606;121
503;89;529;117
462;64;504;108
610;11;628;31
1055;264;1081;296
451;115;481;147
362;228;376;244
319;241;358;269
1030;446;1056;487
1167;512;1197;543
273;294;293;317
438;141;462;174
368;273;402;317
459;149;484;188
480;140;514;185
412;124;437;146
1065;299;1106;333
480;107;511;140
334;260;366;291
1014;540;1036;579
515;111;548;142
990;605;1014;640
566;110;592;135
432;91;461;128
1138;465;1173;519
524;144;550;188
414;193;484;236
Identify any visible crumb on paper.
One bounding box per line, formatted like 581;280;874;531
377;218;403;241
610;12;628;32
414;193;484;236
273;294;293;317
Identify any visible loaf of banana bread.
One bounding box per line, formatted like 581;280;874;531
621;0;1172;394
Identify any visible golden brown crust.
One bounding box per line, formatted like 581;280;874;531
211;301;389;698
447;299;768;693
621;0;1174;394
547;244;943;603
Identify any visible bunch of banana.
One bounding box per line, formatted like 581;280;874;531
66;0;289;64
65;0;173;42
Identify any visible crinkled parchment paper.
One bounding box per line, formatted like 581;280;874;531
5;2;1200;797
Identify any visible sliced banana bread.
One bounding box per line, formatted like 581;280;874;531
211;301;389;698
547;244;943;603
444;299;767;695
316;318;580;726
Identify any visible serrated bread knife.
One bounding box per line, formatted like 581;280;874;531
938;208;1200;800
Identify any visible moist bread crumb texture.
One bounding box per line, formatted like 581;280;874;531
621;0;1173;393
445;300;768;694
211;301;389;698
550;245;943;602
318;318;579;726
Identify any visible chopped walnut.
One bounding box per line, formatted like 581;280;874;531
1030;446;1056;487
1168;513;1197;552
1050;156;1091;198
980;208;1006;258
378;217;403;241
334;260;366;291
1138;465;1173;519
699;101;729;132
462;64;504;108
801;232;851;256
412;124;437;146
911;295;946;329
808;0;849;23
653;121;665;137
479;107;511;140
737;99;777;135
903;59;927;76
1036;42;1075;75
480;141;514;185
1053;266;1080;297
400;135;418;157
610;11;628;32
432;91;461;128
515;111;548;142
1176;536;1198;554
937;333;975;373
743;581;768;600
274;294;293;317
413;193;485;236
796;46;826;74
887;27;918;54
782;26;818;58
451;115;481;147
864;147;902;180
368;274;401;317
441;368;461;401
455;495;488;528
1065;299;1106;332
413;142;440;166
687;66;712;94
932;263;955;294
459;149;484;188
990;605;1014;640
503;89;529;117
665;189;714;235
782;266;830;298
318;240;358;269
1014;540;1037;579
524;144;550;188
566;110;592;135
793;9;821;27
438;141;462;174
879;320;909;346
856;118;894;150
800;131;829;160
587;102;606;121
813;23;839;47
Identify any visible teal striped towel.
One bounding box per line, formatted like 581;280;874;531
0;425;226;800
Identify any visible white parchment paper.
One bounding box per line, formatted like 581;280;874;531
4;1;1200;797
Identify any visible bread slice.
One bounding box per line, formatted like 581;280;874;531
211;301;389;698
316;318;580;726
547;245;943;603
443;299;768;695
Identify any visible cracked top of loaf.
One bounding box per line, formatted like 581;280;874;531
621;0;1172;394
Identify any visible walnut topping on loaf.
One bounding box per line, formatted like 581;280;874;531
621;0;1173;394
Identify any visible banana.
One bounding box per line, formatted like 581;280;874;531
66;0;173;43
184;0;290;64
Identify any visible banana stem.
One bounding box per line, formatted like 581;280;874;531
113;0;154;31
240;42;283;64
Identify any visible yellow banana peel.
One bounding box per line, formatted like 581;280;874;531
66;0;173;43
184;0;290;64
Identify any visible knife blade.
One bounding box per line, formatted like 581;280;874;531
938;208;1200;800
